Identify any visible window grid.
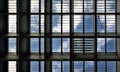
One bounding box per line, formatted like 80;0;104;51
6;0;118;72
30;61;44;72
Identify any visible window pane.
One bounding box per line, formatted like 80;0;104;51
85;61;94;72
41;38;44;53
84;38;94;53
97;15;105;32
106;15;115;33
84;0;94;13
41;15;45;33
106;38;116;52
31;0;39;13
30;15;39;33
74;0;83;13
9;0;16;13
106;0;115;13
74;15;83;32
107;61;116;72
30;61;39;72
63;61;70;72
30;38;39;52
74;38;83;53
52;61;61;72
62;0;70;13
74;61;83;72
9;61;16;72
41;61;44;72
52;38;61;52
62;15;70;32
97;38;105;52
97;61;106;72
52;0;61;13
97;0;105;13
62;38;70;52
9;38;16;53
9;15;16;33
84;15;94;32
41;0;45;13
52;15;61;33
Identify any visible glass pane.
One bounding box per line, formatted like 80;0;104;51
30;38;39;52
62;15;70;32
9;0;16;13
97;61;106;72
30;61;39;72
9;61;16;72
62;0;70;13
74;38;83;53
106;0;115;13
30;15;39;33
63;61;70;72
52;15;61;33
74;15;83;32
9;38;16;53
84;15;94;32
52;0;61;13
52;61;61;72
41;38;44;53
52;38;61;52
9;15;16;33
97;0;105;13
41;0;45;13
84;0;93;13
41;15;45;33
31;0;39;13
106;15;115;33
97;38;105;52
74;61;83;72
62;38;70;52
106;38;116;52
85;61;94;72
84;38;94;53
107;61;116;72
97;15;105;32
41;61;44;72
74;0;83;13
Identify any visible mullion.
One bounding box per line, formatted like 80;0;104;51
105;0;107;33
105;38;107;54
83;61;85;72
83;0;84;33
61;38;62;54
95;0;97;71
39;0;41;54
39;0;41;34
61;0;63;33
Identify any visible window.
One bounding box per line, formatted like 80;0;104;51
30;15;44;33
74;38;94;53
97;61;116;72
52;61;70;72
52;38;70;52
30;38;44;53
30;61;44;72
97;38;116;52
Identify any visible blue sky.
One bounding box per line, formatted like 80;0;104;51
8;0;116;72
